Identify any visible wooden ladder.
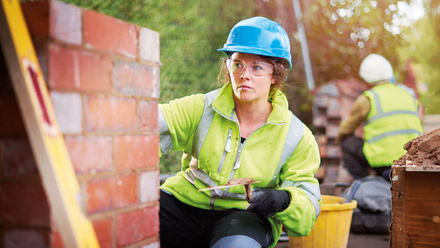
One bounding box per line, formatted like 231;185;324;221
0;0;99;247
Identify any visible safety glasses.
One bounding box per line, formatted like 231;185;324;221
226;59;273;76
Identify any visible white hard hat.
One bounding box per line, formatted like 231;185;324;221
359;54;393;84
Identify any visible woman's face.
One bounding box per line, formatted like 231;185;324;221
228;53;275;104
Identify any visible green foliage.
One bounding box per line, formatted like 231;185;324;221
61;0;256;173
304;0;407;87
398;1;440;114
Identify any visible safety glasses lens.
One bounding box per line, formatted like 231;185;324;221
226;59;273;76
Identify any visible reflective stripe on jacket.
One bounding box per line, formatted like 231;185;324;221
363;83;423;167
159;83;321;245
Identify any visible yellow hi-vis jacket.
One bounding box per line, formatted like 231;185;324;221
363;83;424;167
159;83;321;247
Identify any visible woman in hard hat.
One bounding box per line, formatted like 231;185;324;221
336;54;424;181
159;17;321;248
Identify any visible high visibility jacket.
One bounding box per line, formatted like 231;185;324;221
159;83;321;246
363;83;423;167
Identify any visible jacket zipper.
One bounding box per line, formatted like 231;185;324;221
217;128;232;173
211;106;272;201
233;144;242;169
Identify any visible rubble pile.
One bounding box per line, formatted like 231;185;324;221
394;128;440;166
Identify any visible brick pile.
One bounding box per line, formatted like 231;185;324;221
312;78;367;194
0;0;160;247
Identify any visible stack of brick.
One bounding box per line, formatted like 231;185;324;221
0;0;160;247
312;78;367;194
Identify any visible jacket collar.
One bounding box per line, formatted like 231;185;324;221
212;83;288;124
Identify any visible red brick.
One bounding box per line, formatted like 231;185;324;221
48;44;112;92
335;78;368;98
0;183;50;226
138;100;158;132
112;174;138;208
139;28;160;63
86;178;112;213
92;218;113;248
326;124;339;138
76;50;113;92
50;92;82;134
49;0;82;44
116;206;159;246
113;60;159;97
314;94;328;108
48;44;75;90
312;115;327;128
86;174;138;213
327;97;341;117
65;136;112;174
319;145;326;158
324;164;339;183
0;96;26;136
326;145;341;159
139;171;160;203
114;135;159;170
0;139;38;179
85;96;137;132
83;10;137;58
315;135;327;146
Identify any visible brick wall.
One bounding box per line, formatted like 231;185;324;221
0;0;160;247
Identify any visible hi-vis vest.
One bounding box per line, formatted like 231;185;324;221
363;83;423;167
159;84;321;242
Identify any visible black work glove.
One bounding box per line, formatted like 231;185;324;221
247;189;290;217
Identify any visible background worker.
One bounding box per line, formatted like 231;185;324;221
336;54;424;181
159;17;321;248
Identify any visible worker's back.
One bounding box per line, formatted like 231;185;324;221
363;83;424;167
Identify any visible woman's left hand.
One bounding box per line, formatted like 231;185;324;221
247;189;290;217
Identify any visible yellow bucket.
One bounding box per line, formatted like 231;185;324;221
289;195;357;248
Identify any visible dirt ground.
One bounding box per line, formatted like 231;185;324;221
275;232;389;248
346;232;389;248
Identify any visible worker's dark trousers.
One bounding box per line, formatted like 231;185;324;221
159;190;273;248
340;135;391;181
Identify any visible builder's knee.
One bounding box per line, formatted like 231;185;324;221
211;235;261;248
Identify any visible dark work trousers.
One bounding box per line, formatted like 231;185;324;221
159;190;273;248
340;135;391;181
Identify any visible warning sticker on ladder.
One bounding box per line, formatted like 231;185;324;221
22;58;58;136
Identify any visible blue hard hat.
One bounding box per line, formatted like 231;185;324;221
218;16;292;70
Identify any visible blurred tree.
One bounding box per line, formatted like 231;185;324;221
303;0;410;87
398;0;440;114
61;0;256;173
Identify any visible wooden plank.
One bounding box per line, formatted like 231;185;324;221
405;164;440;172
390;165;406;248
405;172;440;247
0;0;99;247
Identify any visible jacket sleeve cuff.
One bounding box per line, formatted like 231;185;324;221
274;187;319;237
